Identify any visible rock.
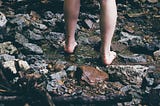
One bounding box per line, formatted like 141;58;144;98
88;36;101;45
118;54;147;63
44;11;54;19
153;50;160;62
0;41;18;55
129;36;160;54
2;59;30;74
84;19;94;29
107;65;149;85
76;66;109;85
0;54;15;63
147;0;158;3
45;32;65;48
54;63;66;72
15;32;29;45
118;32;141;45
66;65;77;78
22;43;43;54
147;86;160;106
26;30;44;41
0;12;7;27
31;21;47;30
9;14;30;27
50;70;67;80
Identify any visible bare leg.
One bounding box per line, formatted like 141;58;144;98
63;0;80;53
99;0;117;65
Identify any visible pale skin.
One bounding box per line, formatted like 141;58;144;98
64;0;117;65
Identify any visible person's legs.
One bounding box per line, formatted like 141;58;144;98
99;0;117;65
63;0;80;53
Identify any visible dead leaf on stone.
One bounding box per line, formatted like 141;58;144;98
76;66;109;85
30;11;40;21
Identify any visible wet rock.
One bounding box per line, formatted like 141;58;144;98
25;55;48;74
0;41;18;55
22;43;43;54
50;70;67;80
31;21;47;30
129;36;160;54
0;12;7;27
118;54;147;63
107;65;149;85
66;65;77;78
83;19;94;29
123;23;135;34
153;50;160;62
9;14;30;28
54;63;66;72
118;32;141;45
15;32;29;45
147;86;160;106
43;18;57;27
0;54;15;63
121;85;143;106
25;30;44;41
2;59;30;74
77;32;90;45
147;0;158;3
76;66;109;85
44;11;54;20
45;32;65;48
88;36;101;45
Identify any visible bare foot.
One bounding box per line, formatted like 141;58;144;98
101;51;117;65
64;42;77;53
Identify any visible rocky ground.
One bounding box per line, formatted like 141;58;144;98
0;0;160;106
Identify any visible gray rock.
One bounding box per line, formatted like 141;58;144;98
84;19;94;29
0;41;18;55
153;50;160;62
107;65;149;85
2;59;30;74
26;30;44;41
0;12;7;27
45;32;65;48
9;14;30;27
50;70;67;80
44;11;54;19
0;54;15;63
31;21;47;30
118;54;147;63
118;32;141;45
22;43;43;54
15;32;29;45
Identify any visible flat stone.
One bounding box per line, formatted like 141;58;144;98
0;54;15;63
0;41;18;55
22;43;43;54
153;50;160;62
107;65;149;85
0;12;7;27
77;66;109;85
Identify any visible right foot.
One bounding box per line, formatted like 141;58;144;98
101;51;117;65
64;42;77;53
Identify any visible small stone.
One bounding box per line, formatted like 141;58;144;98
22;43;43;54
31;22;47;30
153;50;160;62
0;54;15;63
0;41;18;55
0;12;7;27
147;0;158;3
84;19;94;29
54;63;65;72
